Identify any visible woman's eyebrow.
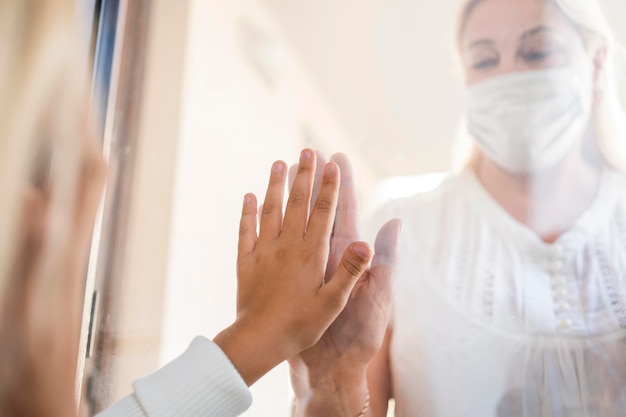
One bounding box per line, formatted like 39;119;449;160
519;25;556;43
466;39;496;50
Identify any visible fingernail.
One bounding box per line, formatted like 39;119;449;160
272;162;284;172
301;149;312;160
324;163;336;174
352;243;370;259
244;194;252;204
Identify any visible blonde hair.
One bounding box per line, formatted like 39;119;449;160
453;0;626;171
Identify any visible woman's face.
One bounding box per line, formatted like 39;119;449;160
461;0;590;86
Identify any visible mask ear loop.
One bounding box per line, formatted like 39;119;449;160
592;47;608;102
575;51;603;169
590;43;626;171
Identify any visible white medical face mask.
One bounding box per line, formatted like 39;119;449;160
467;67;593;173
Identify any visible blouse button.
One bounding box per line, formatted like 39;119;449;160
552;276;566;286
550;244;564;256
558;318;573;331
556;302;571;313
550;260;564;273
554;287;568;299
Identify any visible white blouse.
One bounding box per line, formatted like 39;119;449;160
371;168;626;417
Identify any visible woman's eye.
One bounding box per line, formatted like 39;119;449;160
524;50;553;62
465;44;499;71
472;58;498;70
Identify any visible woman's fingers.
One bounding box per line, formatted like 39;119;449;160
258;161;287;239
238;193;258;258
282;149;316;237
372;218;402;263
367;219;402;295
288;163;299;190
288;151;326;203
257;151;364;250
330;153;360;241
305;162;340;246
321;241;372;307
321;219;401;310
310;151;327;212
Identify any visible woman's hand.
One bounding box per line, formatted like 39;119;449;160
213;149;375;386
288;153;401;417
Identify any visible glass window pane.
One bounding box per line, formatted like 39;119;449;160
84;1;626;416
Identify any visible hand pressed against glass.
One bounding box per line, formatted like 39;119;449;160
214;149;382;387
287;153;402;417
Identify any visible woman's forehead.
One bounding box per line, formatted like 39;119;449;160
462;0;575;47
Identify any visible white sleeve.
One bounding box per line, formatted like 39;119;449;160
97;336;253;417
